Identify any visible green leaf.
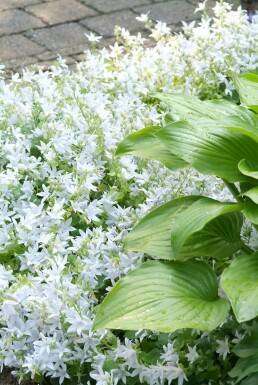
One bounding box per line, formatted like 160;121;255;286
170;198;243;259
156;121;258;182
239;159;258;181
125;196;243;261
153;91;258;143
181;210;244;260
233;331;258;358
150;92;239;122
232;72;258;109
124;195;201;259
116;125;188;170
241;186;258;204
243;197;258;225
240;373;258;385
92;260;230;332
221;252;258;322
211;113;258;144
229;355;258;382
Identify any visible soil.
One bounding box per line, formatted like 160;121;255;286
0;368;35;385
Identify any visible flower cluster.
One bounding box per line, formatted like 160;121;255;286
0;2;257;384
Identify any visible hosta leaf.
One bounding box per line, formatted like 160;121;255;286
156;121;258;182
229;355;258;382
239;159;258;181
152;91;258;142
170;198;243;259
240;373;258;385
93;260;230;332
150;92;239;121
125;196;243;261
150;92;218;121
232;72;258;109
241;186;258;204
243;197;258;225
116;125;188;170
201;114;258;144
233;331;258;358
221;252;258;322
150;91;258;124
182;211;244;260
124;195;201;259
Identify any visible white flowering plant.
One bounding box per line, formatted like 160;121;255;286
0;1;258;385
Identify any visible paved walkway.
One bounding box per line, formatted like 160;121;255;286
0;0;246;77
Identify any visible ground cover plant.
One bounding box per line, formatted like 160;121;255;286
0;1;258;384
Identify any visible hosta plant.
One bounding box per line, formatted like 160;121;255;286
93;72;258;383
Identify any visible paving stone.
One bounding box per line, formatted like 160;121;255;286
80;0;151;13
37;50;59;60
39;55;74;66
73;53;86;62
187;0;241;6
57;43;89;56
0;34;45;60
133;1;198;24
3;56;38;69
0;0;41;11
0;9;45;36
26;0;97;26
80;10;144;37
26;22;90;50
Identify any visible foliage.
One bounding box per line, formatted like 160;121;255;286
94;73;258;383
0;1;258;385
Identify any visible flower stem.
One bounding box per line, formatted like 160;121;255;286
222;179;243;203
241;243;254;254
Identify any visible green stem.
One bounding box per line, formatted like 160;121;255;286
241;243;254;255
222;179;243;203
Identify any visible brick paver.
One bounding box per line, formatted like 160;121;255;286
0;0;252;79
26;0;97;25
81;9;145;37
81;0;151;13
0;9;45;36
0;0;41;11
0;34;45;60
26;22;90;50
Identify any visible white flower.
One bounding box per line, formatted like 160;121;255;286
85;32;102;43
216;338;230;360
194;0;208;13
185;345;199;364
136;13;150;23
90;366;111;385
0;265;14;290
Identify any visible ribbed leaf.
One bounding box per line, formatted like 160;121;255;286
156;122;258;182
124;196;200;259
241;186;258;204
244;197;258;225
229;355;258;382
93;260;230;332
124;196;243;261
240;373;258;385
233;72;258;109
221;252;258;322
150;92;239;121
233;331;258;358
181;211;244;260
116;125;188;170
198;114;258;144
239;159;258;181
170;198;243;259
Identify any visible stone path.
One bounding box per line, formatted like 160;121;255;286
0;0;245;77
